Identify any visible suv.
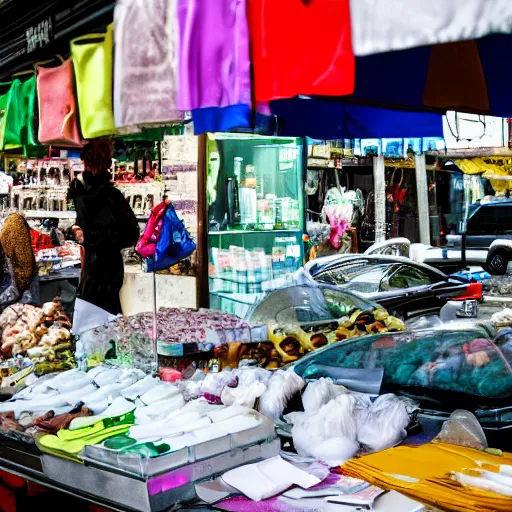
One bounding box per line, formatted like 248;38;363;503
438;200;512;274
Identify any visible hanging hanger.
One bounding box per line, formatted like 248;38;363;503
12;69;35;78
33;55;66;69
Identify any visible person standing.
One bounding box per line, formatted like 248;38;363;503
0;168;13;210
67;139;139;314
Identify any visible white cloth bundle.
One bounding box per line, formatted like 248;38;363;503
350;0;512;56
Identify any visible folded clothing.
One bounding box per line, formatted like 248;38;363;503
122;375;160;401
69;397;136;431
137;382;180;406
34;405;93;434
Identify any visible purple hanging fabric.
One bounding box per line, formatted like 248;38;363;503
177;0;251;111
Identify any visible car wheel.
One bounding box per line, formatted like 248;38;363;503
487;250;509;275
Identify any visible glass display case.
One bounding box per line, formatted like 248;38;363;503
207;134;305;316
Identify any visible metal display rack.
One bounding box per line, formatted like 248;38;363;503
0;417;279;511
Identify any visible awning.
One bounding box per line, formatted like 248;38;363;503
270;97;444;140
454;157;512;192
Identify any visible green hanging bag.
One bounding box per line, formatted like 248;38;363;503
3;79;23;150
0;81;17;150
0;77;39;151
19;75;38;147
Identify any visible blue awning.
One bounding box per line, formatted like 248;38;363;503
270;97;444;140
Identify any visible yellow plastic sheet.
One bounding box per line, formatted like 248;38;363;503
455;157;512;192
343;443;512;512
71;24;116;139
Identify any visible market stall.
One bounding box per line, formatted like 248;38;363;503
0;0;512;510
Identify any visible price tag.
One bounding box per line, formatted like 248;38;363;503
26;17;53;54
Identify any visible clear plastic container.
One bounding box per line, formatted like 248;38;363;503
83;410;276;478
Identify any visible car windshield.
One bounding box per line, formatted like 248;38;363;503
314;261;396;293
246;284;379;325
290;328;512;399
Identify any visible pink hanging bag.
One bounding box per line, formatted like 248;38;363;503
136;201;169;259
37;58;85;147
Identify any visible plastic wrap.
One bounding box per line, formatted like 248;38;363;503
292;394;358;463
434;409;488;451
301;377;348;414
199;372;237;398
356;394;411;454
221;381;267;408
258;370;306;421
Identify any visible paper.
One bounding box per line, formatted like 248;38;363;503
221;456;322;502
283;475;369;500
326;485;384;507
72;298;117;335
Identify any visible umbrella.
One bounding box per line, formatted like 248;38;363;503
350;35;512;117
248;0;512;118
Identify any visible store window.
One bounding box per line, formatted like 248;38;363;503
381;265;438;291
467;207;498;236
207;134;304;317
497;207;512;235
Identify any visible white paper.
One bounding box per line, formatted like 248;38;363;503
221;456;322;502
72;298;117;335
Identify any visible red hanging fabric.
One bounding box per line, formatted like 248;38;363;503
248;0;355;102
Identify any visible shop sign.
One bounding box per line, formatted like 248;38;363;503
26;17;53;54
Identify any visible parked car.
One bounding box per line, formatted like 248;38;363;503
486;239;512;274
428;200;512;274
289;324;512;449
295;254;482;320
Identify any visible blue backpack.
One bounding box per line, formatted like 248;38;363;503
146;204;196;272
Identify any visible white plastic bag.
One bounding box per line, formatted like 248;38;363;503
311;437;359;467
199;370;236;397
357;394;410;454
221;381;267;408
258;369;306;421
434;409;488;451
301;377;348;414
234;367;272;387
292;394;358;462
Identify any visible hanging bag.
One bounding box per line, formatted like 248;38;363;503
71;24;116;139
0;80;22;150
37;58;84;147
135;201;169;259
19;75;38;147
146;203;196;272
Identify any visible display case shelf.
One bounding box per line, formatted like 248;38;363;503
209;228;302;235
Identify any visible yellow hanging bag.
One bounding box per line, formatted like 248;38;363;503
70;24;116;139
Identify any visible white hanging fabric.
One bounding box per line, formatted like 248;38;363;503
350;0;512;56
113;0;183;133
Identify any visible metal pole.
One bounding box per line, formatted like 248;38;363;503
152;270;158;374
414;153;431;246
373;155;386;242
